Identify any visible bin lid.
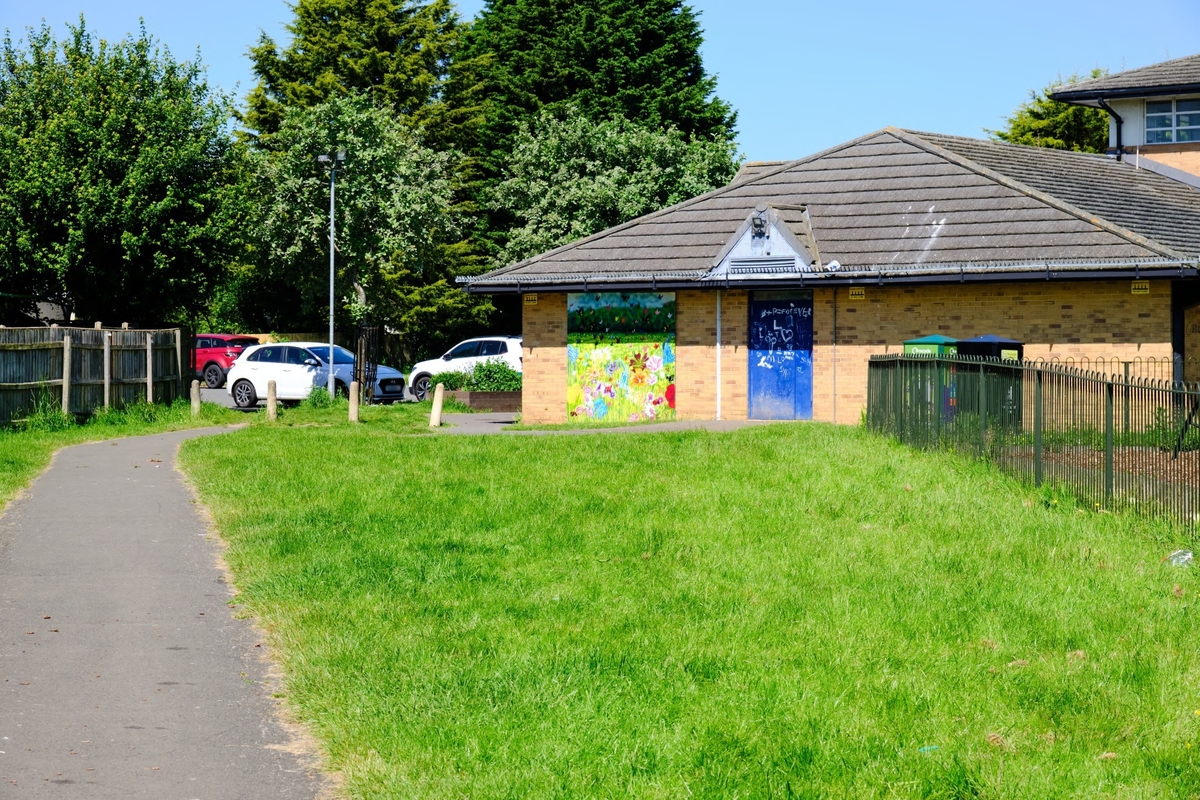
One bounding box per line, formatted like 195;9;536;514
904;334;958;345
958;334;1022;344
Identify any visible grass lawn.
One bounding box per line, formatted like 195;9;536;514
178;422;1200;798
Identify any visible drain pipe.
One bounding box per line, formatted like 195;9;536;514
832;288;838;424
715;290;722;420
1097;98;1123;161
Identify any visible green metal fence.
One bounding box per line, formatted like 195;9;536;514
867;354;1200;524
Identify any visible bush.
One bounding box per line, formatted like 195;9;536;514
468;360;522;392
428;371;468;391
426;361;523;393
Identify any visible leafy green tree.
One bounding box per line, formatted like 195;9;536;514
241;93;485;360
244;0;459;140
493;108;738;264
0;21;243;325
989;70;1111;153
442;0;737;262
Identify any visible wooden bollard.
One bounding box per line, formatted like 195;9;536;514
190;380;201;417
429;383;445;428
266;380;278;422
349;380;360;423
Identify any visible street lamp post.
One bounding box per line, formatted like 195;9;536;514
317;149;346;398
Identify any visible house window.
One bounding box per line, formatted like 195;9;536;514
1146;99;1200;143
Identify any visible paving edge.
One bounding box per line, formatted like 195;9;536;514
174;439;344;800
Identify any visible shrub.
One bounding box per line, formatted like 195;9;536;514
302;387;337;408
428;371;468;391
467;360;522;392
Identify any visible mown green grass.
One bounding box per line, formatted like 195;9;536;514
179;422;1200;798
0;399;243;510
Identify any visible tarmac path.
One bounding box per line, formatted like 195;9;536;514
0;428;327;798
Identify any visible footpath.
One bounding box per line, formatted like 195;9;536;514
0;429;326;798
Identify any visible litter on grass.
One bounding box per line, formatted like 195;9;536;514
1165;550;1194;567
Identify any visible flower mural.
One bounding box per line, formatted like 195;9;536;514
567;293;676;423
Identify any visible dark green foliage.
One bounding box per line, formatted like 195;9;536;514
467;359;521;391
442;0;737;262
989;70;1111;153
243;0;460;141
428;370;468;390
0;21;243;325
494;108;739;264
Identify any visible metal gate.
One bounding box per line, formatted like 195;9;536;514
353;323;380;404
748;292;813;420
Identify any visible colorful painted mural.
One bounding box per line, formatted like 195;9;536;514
567;293;676;422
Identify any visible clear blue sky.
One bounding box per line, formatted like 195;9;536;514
3;0;1199;161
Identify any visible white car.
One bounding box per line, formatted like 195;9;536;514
226;342;406;408
407;336;523;401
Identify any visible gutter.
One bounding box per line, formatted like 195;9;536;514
460;263;1200;296
460;259;1198;293
1052;83;1200;104
1097;98;1123;161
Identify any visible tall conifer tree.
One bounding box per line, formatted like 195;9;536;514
244;0;459;140
442;0;737;262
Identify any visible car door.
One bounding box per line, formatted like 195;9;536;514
281;346;321;398
443;340;482;374
245;345;286;396
193;336;211;375
478;339;505;367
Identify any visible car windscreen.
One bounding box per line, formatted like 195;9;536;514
308;345;356;364
227;338;259;348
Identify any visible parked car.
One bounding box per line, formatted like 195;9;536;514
407;336;523;401
193;334;261;388
226;342;405;408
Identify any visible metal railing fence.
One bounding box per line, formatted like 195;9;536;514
867;354;1200;524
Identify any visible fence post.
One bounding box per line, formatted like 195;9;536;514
175;329;183;402
978;363;987;457
103;332;111;408
349;380;360;423
146;333;154;404
1034;368;1043;486
191;380;201;417
1123;361;1131;435
61;335;72;415
1105;379;1114;507
267;380;278;422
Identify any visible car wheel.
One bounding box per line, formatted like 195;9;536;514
203;363;225;389
232;379;258;409
412;374;431;402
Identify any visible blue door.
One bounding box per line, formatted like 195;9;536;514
749;293;813;420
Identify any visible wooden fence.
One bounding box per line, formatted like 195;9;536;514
0;326;184;425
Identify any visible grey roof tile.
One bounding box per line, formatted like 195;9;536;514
468;128;1200;288
1052;54;1200;101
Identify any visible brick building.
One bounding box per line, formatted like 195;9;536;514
464;124;1200;425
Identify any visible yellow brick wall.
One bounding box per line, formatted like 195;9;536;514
675;290;749;420
522;280;1173;425
812;279;1172;424
521;293;567;424
1143;149;1200;178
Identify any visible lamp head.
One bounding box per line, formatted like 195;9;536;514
335;149;347;164
316;154;331;165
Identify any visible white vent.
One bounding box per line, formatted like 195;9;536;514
728;256;800;275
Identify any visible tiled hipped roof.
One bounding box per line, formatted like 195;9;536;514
1050;54;1200;102
465;128;1200;291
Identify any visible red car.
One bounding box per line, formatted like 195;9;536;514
193;334;261;388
